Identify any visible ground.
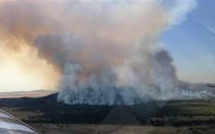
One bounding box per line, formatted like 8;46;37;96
1;94;215;134
29;124;215;134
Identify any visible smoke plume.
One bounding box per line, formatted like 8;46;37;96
0;0;209;104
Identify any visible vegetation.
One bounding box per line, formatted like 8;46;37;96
1;94;215;133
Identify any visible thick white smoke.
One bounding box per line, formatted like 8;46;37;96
1;0;209;105
57;49;180;105
52;0;200;105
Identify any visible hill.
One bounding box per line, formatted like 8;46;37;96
1;93;215;127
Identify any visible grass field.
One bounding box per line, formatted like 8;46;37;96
1;94;215;134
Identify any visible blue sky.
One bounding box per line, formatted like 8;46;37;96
161;0;215;83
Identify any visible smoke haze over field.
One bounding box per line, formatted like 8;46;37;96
1;0;212;105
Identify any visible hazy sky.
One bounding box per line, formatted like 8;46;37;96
162;0;215;83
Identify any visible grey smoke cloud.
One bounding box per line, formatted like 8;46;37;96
0;0;205;104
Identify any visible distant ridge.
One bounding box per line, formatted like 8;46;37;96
0;90;56;99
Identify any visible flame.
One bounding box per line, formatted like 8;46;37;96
0;39;59;92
